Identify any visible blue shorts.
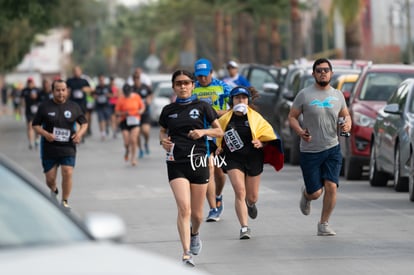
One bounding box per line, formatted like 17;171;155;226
96;106;112;122
42;156;76;173
299;144;342;194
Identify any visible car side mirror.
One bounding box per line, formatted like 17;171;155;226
263;82;279;94
383;103;401;115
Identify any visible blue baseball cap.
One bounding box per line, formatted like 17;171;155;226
194;58;212;77
230;86;250;97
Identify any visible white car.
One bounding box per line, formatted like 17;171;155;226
150;81;174;125
0;154;207;274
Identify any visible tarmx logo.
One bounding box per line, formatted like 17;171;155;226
310;96;338;108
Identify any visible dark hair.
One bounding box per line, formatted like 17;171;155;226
312;58;332;72
51;79;66;90
171;69;195;83
122;83;132;94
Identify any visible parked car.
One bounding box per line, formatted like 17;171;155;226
239;64;284;123
369;78;414;192
409;132;414;201
272;64;362;164
340;64;414;180
331;73;360;105
0;153;205;274
150;81;174;125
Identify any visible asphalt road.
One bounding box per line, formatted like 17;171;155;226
1;113;414;275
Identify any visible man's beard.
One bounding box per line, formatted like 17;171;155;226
316;79;330;87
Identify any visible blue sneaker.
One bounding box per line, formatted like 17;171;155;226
216;195;223;217
206;208;220;222
144;143;150;155
138;150;144;159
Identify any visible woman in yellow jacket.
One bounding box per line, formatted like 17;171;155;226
216;86;284;239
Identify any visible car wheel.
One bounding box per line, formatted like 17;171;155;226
344;155;363;180
409;157;414;201
369;144;388;186
393;146;409;192
289;133;300;165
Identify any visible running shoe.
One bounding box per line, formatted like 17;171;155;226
239;226;251;240
206;208;220;222
182;251;195;267
246;200;258;219
216;195;223;217
144;143;150;154
317;222;336;236
190;234;202;255
138;150;144;159
300;186;311;216
61;200;71;211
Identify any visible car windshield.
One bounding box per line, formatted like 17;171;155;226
341;82;355;92
0;164;89;248
359;72;414;101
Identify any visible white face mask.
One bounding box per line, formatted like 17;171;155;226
233;103;248;115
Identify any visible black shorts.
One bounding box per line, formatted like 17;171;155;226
119;120;140;131
222;150;264;176
208;140;218;154
140;112;151;124
167;161;209;184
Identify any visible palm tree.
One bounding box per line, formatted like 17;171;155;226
329;0;364;59
290;0;303;59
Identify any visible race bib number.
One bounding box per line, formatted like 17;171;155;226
166;143;175;161
224;128;244;152
97;95;107;104
73;90;84;99
86;101;94;109
126;116;140;126
30;105;38;114
53;127;71;142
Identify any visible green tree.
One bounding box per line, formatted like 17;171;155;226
0;0;102;73
329;0;364;59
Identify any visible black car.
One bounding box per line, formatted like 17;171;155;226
239;64;285;124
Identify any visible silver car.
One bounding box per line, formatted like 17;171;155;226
369;78;414;194
0;153;207;274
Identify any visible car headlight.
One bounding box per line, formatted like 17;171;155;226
353;112;375;127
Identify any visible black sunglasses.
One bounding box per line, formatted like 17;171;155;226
315;67;331;74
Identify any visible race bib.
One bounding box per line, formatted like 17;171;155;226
224;128;244;152
166;143;175;161
97;95;107;104
53;127;71;142
86;101;94;109
126;116;140;126
73;90;84;99
30;105;38;114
